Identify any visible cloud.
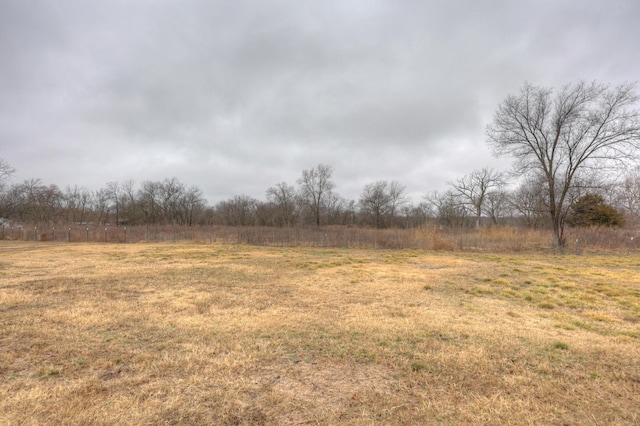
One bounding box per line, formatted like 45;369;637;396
1;0;639;204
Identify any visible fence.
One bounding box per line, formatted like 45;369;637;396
2;223;639;253
0;224;208;244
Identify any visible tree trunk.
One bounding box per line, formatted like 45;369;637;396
551;216;565;248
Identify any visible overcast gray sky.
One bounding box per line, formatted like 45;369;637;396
1;0;638;204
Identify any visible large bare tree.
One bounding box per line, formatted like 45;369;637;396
487;81;640;247
297;164;335;227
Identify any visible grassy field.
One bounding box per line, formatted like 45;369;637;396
1;241;639;425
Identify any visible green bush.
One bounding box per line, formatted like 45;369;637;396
567;194;624;228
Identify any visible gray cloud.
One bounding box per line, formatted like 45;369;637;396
1;0;639;204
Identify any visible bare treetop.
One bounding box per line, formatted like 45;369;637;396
488;82;640;172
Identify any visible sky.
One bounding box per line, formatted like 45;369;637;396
1;0;639;205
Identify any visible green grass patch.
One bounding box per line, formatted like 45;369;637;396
553;342;569;350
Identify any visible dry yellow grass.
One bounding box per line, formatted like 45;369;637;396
1;241;639;425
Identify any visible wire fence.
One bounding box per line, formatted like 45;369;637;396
1;223;639;254
1;224;213;244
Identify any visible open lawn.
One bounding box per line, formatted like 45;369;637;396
1;241;639;425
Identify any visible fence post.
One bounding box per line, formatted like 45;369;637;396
104;227;107;243
124;227;127;244
68;227;71;242
52;227;55;241
86;227;89;242
34;226;37;241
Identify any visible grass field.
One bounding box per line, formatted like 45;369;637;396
1;241;639;425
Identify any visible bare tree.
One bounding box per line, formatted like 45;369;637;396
120;180;138;226
487;81;640;247
358;180;405;228
297;164;335;227
13;179;63;223
254;201;277;226
216;195;257;226
615;167;640;226
105;181;122;226
159;178;185;224
340;198;358;226
509;177;547;228
359;181;392;228
325;193;351;225
425;190;468;227
484;190;510;226
0;185;19;220
92;188;111;225
398;202;431;228
137;181;162;225
266;182;297;227
388;181;407;226
180;186;206;226
0;158;16;218
0;158;14;189
450;168;505;229
63;185;91;224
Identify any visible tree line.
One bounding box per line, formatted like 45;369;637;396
2;81;640;247
1;159;639;231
